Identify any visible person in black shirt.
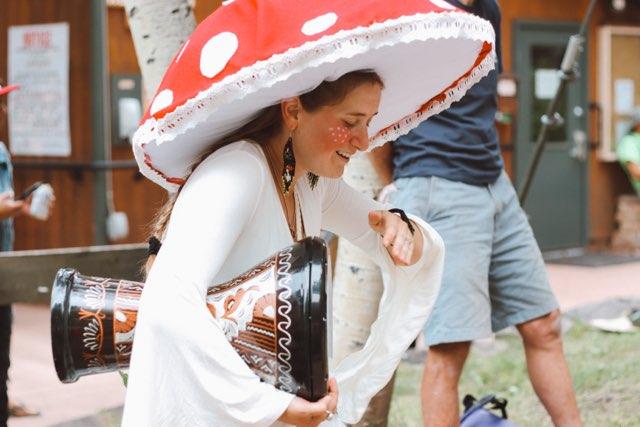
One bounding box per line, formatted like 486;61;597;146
370;1;582;425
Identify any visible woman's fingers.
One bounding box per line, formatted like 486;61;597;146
368;210;385;233
369;210;417;265
327;377;338;393
402;240;414;265
304;398;332;426
383;225;399;248
395;240;411;265
326;377;339;413
391;227;407;252
388;219;413;265
304;378;339;425
281;389;339;427
388;217;411;263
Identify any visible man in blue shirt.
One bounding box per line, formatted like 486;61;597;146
370;1;582;425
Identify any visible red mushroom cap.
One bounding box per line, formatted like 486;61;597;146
133;0;495;191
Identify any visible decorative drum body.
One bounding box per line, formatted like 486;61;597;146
51;237;329;401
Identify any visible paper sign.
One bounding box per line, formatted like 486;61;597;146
7;23;71;157
614;79;635;114
534;69;560;100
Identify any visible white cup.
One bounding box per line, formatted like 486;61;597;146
30;183;54;220
107;211;129;241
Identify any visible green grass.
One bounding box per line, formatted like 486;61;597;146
389;323;640;427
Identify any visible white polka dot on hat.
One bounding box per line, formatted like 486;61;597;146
301;13;338;36
199;32;239;79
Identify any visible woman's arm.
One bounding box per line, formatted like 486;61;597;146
123;150;294;426
627;161;640;180
617;135;640;179
321;177;423;266
319;176;444;424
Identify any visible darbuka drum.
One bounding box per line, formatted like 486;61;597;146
51;237;329;401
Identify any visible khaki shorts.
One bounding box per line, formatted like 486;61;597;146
390;171;558;346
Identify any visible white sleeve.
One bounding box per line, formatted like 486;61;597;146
320;178;444;425
122;150;294;427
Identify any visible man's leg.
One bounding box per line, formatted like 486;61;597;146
421;342;470;427
0;305;12;427
390;177;495;425
517;310;582;427
488;171;581;426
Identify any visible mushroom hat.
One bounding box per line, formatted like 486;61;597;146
0;84;19;97
133;0;496;191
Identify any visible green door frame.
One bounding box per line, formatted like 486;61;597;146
513;20;590;249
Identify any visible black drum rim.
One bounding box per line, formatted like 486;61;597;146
50;268;78;383
274;237;328;401
306;237;329;402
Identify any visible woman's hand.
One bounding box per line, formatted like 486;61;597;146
368;210;423;266
279;377;338;427
0;191;24;220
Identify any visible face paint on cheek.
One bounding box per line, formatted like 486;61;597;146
328;125;351;146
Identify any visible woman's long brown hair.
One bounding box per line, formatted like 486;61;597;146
144;70;383;274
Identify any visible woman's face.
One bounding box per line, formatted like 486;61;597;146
293;82;382;179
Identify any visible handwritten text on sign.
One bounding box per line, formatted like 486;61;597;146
8;23;71;157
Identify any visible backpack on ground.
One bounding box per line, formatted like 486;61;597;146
460;394;518;426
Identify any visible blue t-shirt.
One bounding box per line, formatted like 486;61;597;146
393;0;504;186
0;143;14;252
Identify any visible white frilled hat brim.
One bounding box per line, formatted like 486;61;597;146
133;3;495;192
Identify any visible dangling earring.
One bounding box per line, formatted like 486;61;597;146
307;172;319;190
281;135;295;195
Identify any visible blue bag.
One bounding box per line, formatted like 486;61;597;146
460;394;518;427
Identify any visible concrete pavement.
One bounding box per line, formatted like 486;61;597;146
547;261;640;311
7;304;124;427
6;261;640;426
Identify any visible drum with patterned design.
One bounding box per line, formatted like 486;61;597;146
50;237;329;401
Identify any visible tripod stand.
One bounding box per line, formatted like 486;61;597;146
518;0;598;204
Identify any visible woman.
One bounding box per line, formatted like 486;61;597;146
125;70;439;427
123;1;495;425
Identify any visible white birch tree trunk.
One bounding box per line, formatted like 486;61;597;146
123;0;196;102
332;153;395;426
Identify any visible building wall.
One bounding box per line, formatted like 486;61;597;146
0;0;95;249
0;0;220;250
107;1;220;246
586;2;640;247
499;0;640;247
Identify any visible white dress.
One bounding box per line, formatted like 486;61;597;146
122;140;444;426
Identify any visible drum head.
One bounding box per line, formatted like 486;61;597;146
276;237;329;401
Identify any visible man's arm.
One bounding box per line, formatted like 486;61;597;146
0;191;24;220
626;161;640;180
368;143;394;186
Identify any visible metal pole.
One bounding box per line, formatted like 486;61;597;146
91;0;111;244
518;0;598;204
